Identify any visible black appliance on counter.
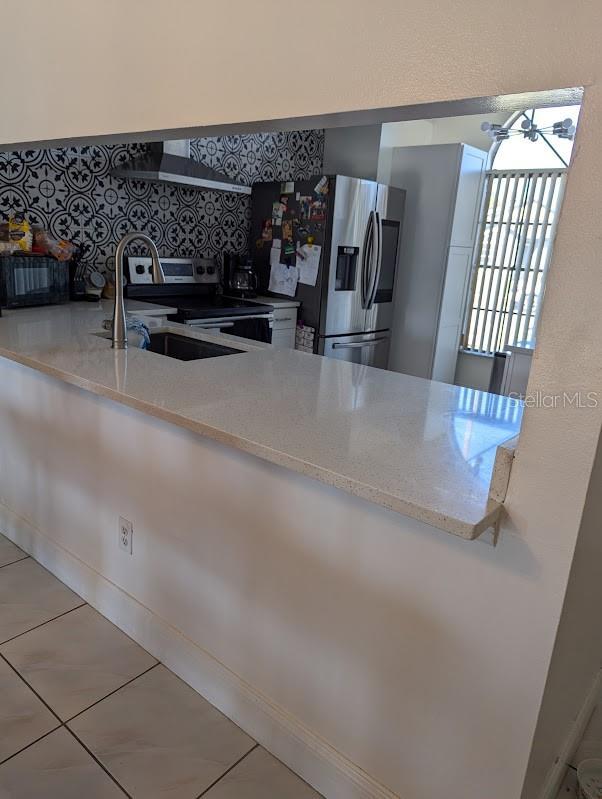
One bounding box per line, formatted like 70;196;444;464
124;256;274;343
222;253;259;298
0;254;69;309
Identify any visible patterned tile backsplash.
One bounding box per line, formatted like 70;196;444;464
0;130;324;275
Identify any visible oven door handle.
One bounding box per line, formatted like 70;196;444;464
185;314;273;326
188;322;235;330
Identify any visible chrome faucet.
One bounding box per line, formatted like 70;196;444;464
112;232;165;349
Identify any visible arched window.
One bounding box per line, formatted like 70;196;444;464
491;106;579;170
464;105;579;354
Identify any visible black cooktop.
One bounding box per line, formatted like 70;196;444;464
142;293;273;320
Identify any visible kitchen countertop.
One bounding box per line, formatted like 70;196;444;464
0;301;522;539
250;295;301;309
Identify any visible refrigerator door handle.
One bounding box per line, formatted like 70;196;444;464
366;211;382;310
360;211;374;309
332;336;389;349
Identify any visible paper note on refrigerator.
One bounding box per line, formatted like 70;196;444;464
269;263;299;297
269;246;281;267
297;244;321;286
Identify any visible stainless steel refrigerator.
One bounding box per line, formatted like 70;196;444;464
250;175;406;369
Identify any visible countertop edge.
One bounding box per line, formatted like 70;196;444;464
0;344;494;540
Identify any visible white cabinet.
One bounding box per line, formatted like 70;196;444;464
385;143;487;383
432;247;473;383
270;305;298;349
271;327;296;349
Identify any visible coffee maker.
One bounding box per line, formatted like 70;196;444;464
222;253;258;298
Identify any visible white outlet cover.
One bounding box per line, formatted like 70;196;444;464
119;516;133;554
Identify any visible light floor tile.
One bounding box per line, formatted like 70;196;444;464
0;656;58;762
0;559;82;644
204;746;323;799
0;535;27;569
0;727;125;798
69;665;255;799
1;605;157;721
556;766;579;798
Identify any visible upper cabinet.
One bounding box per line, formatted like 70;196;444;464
383;143;487;382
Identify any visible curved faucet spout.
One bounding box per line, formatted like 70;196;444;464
112;233;165;350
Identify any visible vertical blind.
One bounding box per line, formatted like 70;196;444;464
464;168;567;354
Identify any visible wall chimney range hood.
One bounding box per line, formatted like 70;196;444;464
110;140;251;195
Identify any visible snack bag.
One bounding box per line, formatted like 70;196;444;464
8;216;32;252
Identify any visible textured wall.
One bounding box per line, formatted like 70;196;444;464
0;131;323;273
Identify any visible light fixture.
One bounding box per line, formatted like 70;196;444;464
480;116;576;143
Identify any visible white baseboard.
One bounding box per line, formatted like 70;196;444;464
538;668;601;799
0;502;400;799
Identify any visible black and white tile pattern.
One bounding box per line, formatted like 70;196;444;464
0;131;323;276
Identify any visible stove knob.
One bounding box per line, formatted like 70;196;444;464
207;266;216;275
196;266;205;275
135;264;145;274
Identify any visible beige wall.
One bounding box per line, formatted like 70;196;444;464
0;1;596;147
2;1;602;796
522;431;602;796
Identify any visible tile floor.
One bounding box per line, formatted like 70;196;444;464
0;533;322;798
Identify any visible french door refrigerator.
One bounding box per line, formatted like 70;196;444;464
250;175;406;369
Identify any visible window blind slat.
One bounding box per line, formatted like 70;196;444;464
501;173;539;350
530;173;567;336
518;172;558;342
511;173;549;346
472;173;498;337
490;173;530;351
478;174;512;352
484;174;522;354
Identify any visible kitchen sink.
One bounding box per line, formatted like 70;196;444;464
146;332;245;361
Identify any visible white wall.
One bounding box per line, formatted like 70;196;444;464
2;2;602;797
380;113;507;152
521;432;602;797
378;111;503;187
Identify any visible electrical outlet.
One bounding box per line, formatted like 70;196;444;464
118;516;133;554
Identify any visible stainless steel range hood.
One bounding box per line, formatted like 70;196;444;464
110;140;251;195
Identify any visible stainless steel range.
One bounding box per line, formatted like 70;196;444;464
125;256;274;342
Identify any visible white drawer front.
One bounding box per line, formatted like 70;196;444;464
271;327;296;349
272;308;297;328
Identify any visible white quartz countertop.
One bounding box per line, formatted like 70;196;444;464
249;295;301;309
0;301;522;539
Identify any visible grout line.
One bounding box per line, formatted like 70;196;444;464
0;725;61;767
0;653;157;798
0;554;29;569
65;661;160;724
0;603;86;647
65;726;132;799
195;743;259;798
0;652;63;724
